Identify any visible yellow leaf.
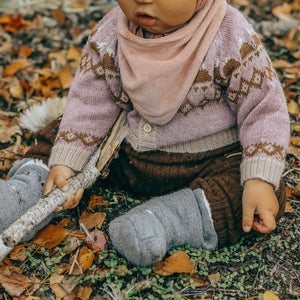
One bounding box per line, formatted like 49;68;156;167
263;290;280;300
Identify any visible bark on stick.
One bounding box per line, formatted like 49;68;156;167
0;111;128;262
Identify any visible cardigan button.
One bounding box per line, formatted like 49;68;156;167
143;123;152;133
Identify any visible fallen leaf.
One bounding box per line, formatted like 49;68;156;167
272;3;292;18
285;202;294;213
263;290;280;300
86;228;106;251
79;211;106;230
33;224;68;249
50;274;68;298
51;10;66;25
4;59;30;76
117;265;128;277
0;266;32;296
9;245;27;261
75;286;93;300
153;251;192;276
0;125;22;143
18;46;33;58
288;100;300;117
70;247;94;274
57;66;74;90
88;195;105;210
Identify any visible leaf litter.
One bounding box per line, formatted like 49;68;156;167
0;0;299;299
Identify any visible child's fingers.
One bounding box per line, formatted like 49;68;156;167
242;202;255;233
55;188;84;212
253;213;276;234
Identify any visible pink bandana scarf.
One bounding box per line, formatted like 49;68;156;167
118;0;227;125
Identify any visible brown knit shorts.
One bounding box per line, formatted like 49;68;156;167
26;118;286;247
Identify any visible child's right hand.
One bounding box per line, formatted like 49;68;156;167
44;165;84;211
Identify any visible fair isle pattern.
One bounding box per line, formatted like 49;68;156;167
55;131;100;147
179;88;222;115
244;143;287;160
79;41;131;107
178;34;273;115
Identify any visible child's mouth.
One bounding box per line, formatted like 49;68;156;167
137;13;157;26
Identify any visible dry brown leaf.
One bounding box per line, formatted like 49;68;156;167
0;266;32;296
51;10;66;25
116;265;128;277
290;136;300;147
4;59;31;76
272;3;292;18
18;46;33;58
0;125;22;143
263;291;281;300
33;224;68;249
67;46;82;61
9;245;27;261
57;66;74;90
75;286;93;300
79;211;106;230
70;246;94;274
285;202;294;213
88;195;105;210
153;251;192;276
288;97;299;114
288;144;300;160
9;84;24;99
50;274;69;299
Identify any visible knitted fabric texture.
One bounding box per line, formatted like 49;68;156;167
49;5;290;189
105;142;286;246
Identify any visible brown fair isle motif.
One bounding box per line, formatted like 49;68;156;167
244;143;287;160
55;131;100;147
80;54;105;79
179;88;222;115
226;68;264;104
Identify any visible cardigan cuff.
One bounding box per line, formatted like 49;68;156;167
240;157;285;190
48;144;92;171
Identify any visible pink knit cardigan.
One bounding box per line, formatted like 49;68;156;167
49;5;290;189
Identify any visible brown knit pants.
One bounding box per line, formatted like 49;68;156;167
26;119;286;247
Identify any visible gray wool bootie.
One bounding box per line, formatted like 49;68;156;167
109;188;218;266
0;158;53;241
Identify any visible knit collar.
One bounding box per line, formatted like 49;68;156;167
118;0;227;125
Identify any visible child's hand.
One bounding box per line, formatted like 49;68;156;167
44;165;84;211
242;179;279;234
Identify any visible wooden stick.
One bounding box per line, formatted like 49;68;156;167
0;111;128;262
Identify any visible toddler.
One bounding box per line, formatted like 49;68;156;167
1;0;289;265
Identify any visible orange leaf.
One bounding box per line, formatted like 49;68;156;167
263;291;280;300
75;286;93;300
79;211;106;230
67;46;82;60
18;46;32;58
51;10;66;25
57;66;74;90
33;224;68;249
0;15;12;24
88;195;104;210
9;245;27;262
272;3;292;18
70;247;94;274
153;251;192;276
117;265;128;277
4;59;30;76
285;202;294;213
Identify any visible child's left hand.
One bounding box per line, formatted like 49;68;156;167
242;179;279;234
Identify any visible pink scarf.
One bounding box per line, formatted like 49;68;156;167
118;0;227;125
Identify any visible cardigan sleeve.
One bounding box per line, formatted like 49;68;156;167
219;14;290;189
48;34;121;171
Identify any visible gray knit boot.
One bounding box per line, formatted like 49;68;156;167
0;158;53;241
109;188;218;266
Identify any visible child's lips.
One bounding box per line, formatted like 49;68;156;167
136;13;157;26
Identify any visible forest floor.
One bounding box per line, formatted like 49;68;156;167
0;0;299;299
